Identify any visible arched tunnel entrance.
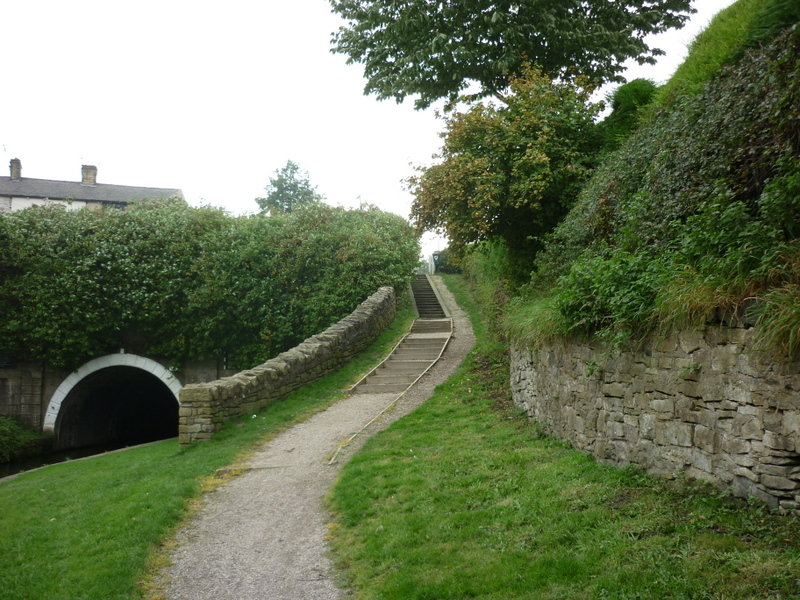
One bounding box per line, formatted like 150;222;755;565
43;354;183;452
54;366;178;450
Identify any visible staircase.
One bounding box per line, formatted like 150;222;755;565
350;275;451;394
411;274;447;318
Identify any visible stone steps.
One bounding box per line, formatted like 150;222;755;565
410;319;451;334
350;275;451;395
412;274;447;318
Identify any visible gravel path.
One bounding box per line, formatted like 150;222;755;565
162;276;475;600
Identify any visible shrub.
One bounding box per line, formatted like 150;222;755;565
596;78;658;154
461;241;514;339
0;416;50;463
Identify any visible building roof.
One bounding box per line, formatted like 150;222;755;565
0;161;183;205
0;177;183;204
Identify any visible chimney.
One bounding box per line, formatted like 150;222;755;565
9;158;21;181
81;164;97;186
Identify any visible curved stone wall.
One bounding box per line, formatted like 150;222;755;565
179;286;396;445
511;325;800;512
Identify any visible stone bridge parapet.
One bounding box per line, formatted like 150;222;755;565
179;286;396;445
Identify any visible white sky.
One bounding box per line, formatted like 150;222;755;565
3;0;737;256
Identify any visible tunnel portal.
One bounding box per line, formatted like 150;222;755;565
54;366;178;450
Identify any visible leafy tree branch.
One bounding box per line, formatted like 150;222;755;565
329;0;695;109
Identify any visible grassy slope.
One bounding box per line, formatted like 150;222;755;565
0;300;417;600
654;0;761;104
509;0;800;350
327;275;800;600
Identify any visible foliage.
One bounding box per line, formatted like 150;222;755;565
0;416;49;463
244;204;420;359
0;202;419;368
255;160;323;215
408;65;601;285
525;17;800;352
329;0;694;109
459;242;514;341
595;78;658;154
742;0;800;50
0;199;232;367
552;246;665;343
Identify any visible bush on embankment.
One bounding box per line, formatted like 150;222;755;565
0;416;51;463
0;201;419;369
507;1;800;356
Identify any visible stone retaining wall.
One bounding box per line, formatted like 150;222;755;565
0;361;49;429
510;326;800;511
179;286;396;446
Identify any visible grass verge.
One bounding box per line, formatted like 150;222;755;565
326;275;800;600
653;0;761;105
0;298;417;600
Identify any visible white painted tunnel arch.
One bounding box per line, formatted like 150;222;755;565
42;353;183;434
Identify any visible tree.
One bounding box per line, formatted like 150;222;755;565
329;0;694;109
408;65;601;283
256;160;323;215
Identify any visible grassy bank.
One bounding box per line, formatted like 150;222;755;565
327;275;800;599
0;299;416;600
506;3;800;355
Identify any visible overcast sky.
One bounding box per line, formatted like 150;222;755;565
4;0;736;255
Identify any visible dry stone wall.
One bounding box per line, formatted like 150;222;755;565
179;286;396;446
511;325;800;511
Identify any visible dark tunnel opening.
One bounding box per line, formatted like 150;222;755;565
54;366;178;451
